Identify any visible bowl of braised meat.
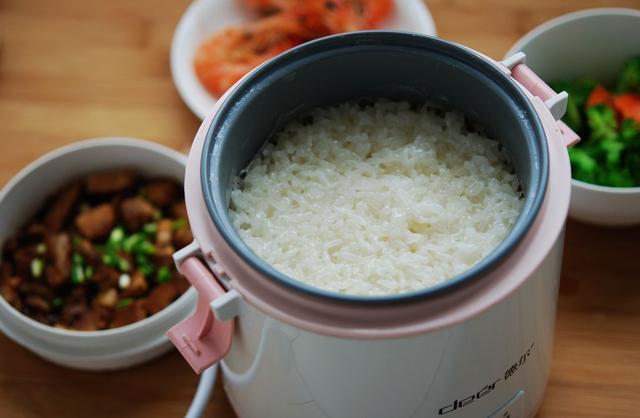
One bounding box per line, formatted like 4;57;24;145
0;137;197;370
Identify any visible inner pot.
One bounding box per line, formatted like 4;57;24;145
201;31;549;303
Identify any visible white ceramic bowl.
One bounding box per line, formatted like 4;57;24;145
0;138;197;370
507;8;640;226
171;0;437;120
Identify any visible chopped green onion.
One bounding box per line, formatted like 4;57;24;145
31;258;44;278
118;257;131;272
35;243;47;255
118;273;131;289
139;264;154;277
103;252;130;272
84;266;94;279
116;298;133;310
109;226;125;244
123;233;144;254
72;252;84;265
152;209;162;221
52;297;63;308
136;241;156;256
142;223;157;235
136;254;154;277
102;253;116;266
156;266;172;283
71;264;85;284
172;218;187;230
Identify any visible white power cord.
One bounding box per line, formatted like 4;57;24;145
185;364;218;418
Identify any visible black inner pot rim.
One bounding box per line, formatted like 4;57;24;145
201;31;550;305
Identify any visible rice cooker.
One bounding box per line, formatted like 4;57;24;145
169;32;576;418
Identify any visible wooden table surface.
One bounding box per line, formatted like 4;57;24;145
1;0;639;417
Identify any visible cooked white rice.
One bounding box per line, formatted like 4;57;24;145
229;100;523;296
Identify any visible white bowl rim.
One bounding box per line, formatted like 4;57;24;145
507;7;640;195
0;136;196;339
571;178;640;194
506;7;640;59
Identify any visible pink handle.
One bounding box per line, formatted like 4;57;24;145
167;257;234;374
512;63;580;147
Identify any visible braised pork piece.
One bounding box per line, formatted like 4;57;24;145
0;169;193;330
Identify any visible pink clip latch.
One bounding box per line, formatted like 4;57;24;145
167;257;234;374
506;55;580;147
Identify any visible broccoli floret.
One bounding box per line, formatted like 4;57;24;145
625;140;640;185
616;57;640;93
586;104;617;142
597;168;635;187
569;147;598;183
599;139;625;168
550;79;597;132
620;118;640;141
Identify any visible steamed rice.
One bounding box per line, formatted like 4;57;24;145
229;100;523;296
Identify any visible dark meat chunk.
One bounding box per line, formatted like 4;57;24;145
43;183;81;231
85;169;137;195
153;245;175;268
25;295;51;313
171;200;188;220
74;309;102;331
156;219;173;247
120;197;155;231
95;288;118;309
0;276;23;308
75;204;116;240
173;273;191;293
75;238;100;265
45;233;71;287
19;282;53;300
91;265;120;289
142;179;179;208
112;300;147;328
173;227;193;250
60;287;88;324
45;266;67;288
144;282;179;314
122;271;148;298
1;261;14;280
24;223;49;241
13;246;36;277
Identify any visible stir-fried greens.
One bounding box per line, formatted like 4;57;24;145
551;57;640;187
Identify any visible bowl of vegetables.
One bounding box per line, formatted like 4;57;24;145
0;138;197;370
507;8;640;226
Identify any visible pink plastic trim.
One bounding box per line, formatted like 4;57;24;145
511;64;580;147
166;257;234;374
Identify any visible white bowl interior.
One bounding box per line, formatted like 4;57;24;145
507;8;640;82
170;0;437;120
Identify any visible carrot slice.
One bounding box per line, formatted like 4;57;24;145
586;85;613;107
613;93;640;123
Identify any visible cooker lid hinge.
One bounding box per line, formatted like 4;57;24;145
168;242;238;374
501;52;580;147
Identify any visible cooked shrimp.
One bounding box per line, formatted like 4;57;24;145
194;15;308;97
242;0;393;33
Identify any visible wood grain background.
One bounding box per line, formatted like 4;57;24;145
1;0;639;416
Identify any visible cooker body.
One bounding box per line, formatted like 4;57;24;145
221;233;563;418
175;31;573;418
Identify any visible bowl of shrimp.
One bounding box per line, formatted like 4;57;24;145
171;0;437;120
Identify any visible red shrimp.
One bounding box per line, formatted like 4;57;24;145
194;14;308;97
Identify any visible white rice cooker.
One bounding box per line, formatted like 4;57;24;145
169;32;576;418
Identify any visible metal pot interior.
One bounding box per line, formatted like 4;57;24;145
200;31;549;303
